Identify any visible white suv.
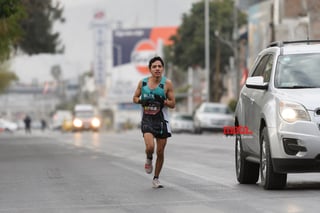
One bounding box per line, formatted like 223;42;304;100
235;40;320;189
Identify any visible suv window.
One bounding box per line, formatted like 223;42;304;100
275;53;320;88
252;54;273;83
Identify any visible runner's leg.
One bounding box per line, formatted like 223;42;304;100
143;133;155;173
154;138;167;178
144;132;155;158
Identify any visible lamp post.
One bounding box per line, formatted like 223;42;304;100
233;0;240;100
204;0;210;102
214;30;221;102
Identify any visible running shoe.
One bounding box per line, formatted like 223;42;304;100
152;178;163;188
144;158;153;174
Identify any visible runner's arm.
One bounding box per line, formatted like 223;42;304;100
164;79;176;109
133;80;142;104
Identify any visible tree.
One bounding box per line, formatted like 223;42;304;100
16;0;65;54
0;0;24;93
0;63;18;93
0;0;65;93
166;0;247;102
0;0;24;61
0;0;20;19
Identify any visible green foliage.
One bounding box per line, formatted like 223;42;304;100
228;98;237;112
0;63;18;93
17;0;65;54
166;0;247;101
0;0;65;92
0;0;23;93
0;71;17;93
0;0;20;18
0;1;25;61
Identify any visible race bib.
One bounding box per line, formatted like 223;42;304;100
143;102;161;115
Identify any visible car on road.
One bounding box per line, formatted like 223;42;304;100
170;112;195;133
61;118;73;132
234;40;320;190
52;110;73;130
72;104;101;132
0;118;18;132
193;102;234;134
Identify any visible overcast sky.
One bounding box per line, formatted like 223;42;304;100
12;0;200;84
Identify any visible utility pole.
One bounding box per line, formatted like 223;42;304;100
205;0;210;102
214;30;221;102
233;0;240;100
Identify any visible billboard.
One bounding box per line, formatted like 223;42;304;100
108;26;177;103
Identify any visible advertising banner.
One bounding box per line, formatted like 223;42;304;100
108;26;177;103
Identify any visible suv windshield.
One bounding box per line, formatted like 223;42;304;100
275;53;320;88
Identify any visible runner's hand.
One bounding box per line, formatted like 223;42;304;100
154;94;165;107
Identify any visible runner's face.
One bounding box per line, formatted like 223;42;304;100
150;60;163;77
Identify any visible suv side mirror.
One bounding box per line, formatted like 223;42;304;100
246;76;268;90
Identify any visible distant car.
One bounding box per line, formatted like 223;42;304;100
193;102;234;134
61;119;73;132
52;110;73;130
72;104;101;131
0;119;18;132
235;40;320;190
170;113;194;133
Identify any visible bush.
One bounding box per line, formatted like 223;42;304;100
228;99;237;112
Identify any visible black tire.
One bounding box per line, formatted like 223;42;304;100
235;134;259;184
260;127;287;190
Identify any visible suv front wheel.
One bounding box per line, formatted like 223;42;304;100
235;134;259;184
260;127;287;189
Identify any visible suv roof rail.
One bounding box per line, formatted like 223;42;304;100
268;40;320;48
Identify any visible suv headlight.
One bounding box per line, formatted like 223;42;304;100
279;101;310;123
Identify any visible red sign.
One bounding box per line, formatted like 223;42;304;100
223;126;253;135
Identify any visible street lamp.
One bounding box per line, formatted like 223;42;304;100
233;0;240;100
204;0;210;102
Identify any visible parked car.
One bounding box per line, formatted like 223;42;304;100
234;40;320;190
193;102;233;134
0;118;18;132
170;112;194;133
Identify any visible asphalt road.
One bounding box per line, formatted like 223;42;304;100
1;129;320;213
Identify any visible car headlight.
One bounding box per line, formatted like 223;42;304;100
279;101;310;123
91;118;101;128
73;118;82;127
